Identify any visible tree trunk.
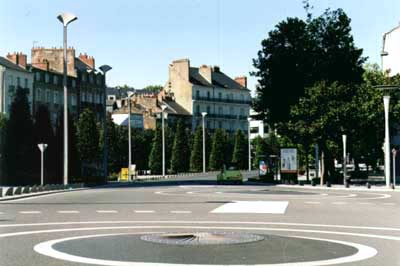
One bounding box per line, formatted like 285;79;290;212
321;151;325;185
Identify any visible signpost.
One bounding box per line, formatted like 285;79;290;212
37;143;48;186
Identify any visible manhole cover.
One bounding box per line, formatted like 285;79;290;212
140;232;264;245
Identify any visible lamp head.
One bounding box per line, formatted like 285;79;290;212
201;112;207;117
247;117;252;122
161;105;167;111
99;65;112;74
57;12;78;26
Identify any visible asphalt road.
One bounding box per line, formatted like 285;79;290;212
1;172;400;266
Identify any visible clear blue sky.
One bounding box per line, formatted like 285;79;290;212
1;0;399;93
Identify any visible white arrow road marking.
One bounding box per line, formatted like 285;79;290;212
211;201;289;214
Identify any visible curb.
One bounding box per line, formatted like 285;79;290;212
0;187;88;202
276;184;400;192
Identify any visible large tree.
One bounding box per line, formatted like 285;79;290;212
252;7;365;125
209;129;228;170
0;114;7;185
148;126;162;174
171;119;190;173
33;105;56;184
99;114;120;175
190;127;203;172
76;108;100;166
4;88;35;185
232;130;247;169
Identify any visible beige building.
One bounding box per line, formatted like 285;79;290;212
164;59;252;133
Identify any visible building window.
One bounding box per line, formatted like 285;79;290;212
250;127;259;134
17;77;21;87
72;95;77;106
54;76;58;85
230;106;234;116
240;108;244;116
35;72;40;81
24;78;28;88
54;91;58;104
218;106;223;115
46;90;51;103
72;79;76;88
206;105;210;114
82;73;86;82
37;88;41;102
207;121;211;128
196;105;200;115
45;73;49;83
196;90;199;99
207;91;210;99
218;121;222;128
218;92;222;100
89;75;93;84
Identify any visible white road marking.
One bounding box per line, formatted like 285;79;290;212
321;193;328;196
134;210;155;213
186;191;194;194
19;211;41;214
211;201;289;214
383;203;396;206
96;210;118;213
304;201;321;204
34;232;377;266
179;185;215;188
0;212;4;214
170;211;192;214
57;211;80;214
1;220;400;232
332;202;348;205
154;191;163;194
215;191;223;194
358;202;374;205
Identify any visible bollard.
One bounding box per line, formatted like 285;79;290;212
326;181;331;187
5;187;14;196
22;186;30;194
14;187;22;195
366;182;371;189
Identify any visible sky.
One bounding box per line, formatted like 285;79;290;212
1;0;399;94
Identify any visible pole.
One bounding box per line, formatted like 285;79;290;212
392;149;396;188
202;115;206;173
41;150;44;186
103;73;108;183
128;99;132;181
342;135;347;186
384;96;390;187
62;25;68;185
314;144;319;181
248;119;251;171
162;110;165;177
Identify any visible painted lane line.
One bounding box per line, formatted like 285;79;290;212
170;211;192;214
358;202;374;205
2;220;400;232
321;193;328;196
304;201;321;204
57;211;80;214
96;210;118;213
134;210;155;213
19;211;41;214
0;212;4;214
332;202;348;205
154;191;163;194
34;232;377;266
215;192;223;194
211;201;289;214
383;203;396;206
186;191;194;194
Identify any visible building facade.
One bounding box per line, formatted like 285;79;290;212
30;47;105;124
164;59;252;133
0;53;34;117
382;24;400;76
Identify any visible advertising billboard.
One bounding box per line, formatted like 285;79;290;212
280;148;297;173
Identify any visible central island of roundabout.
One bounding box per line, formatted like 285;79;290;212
34;227;376;266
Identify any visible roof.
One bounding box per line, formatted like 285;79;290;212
0;57;30;73
163;100;191;116
189;67;248;91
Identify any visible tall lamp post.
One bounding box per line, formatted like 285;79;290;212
161;105;168;177
127;91;134;181
201;112;207;173
375;85;400;188
247;117;252;171
57;13;77;185
99;65;112;183
392;148;397;189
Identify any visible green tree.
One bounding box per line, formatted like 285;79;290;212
252;7;365;125
55;110;80;182
209;129;228;170
0;114;7;185
148;126;162;174
4;88;35;185
252;136;268;169
76;108;100;164
171;119;190;173
232;130;247;169
33;105;56;184
143;85;163;93
190;127;203;172
99;114;120;175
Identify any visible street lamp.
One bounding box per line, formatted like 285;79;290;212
161;105;168;177
127;91;134;181
342;134;347;186
247;117;252;171
201;112;207;173
57;12;77;185
99;65;112;183
37;143;48;186
392;148;397;189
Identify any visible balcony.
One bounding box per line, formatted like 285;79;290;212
195;113;248;120
194;96;252;105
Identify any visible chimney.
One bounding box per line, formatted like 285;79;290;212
79;53;95;69
6;52;27;69
170;58;190;81
235;76;247;88
213;66;220;72
199;65;212;83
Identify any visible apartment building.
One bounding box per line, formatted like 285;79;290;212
164;59;252;133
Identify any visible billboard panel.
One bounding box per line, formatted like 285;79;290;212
280;148;297;173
